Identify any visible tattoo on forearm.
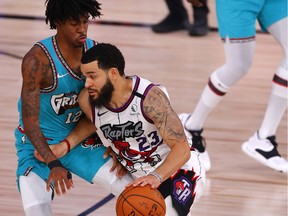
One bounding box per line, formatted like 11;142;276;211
22;54;55;162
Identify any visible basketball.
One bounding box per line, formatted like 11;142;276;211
116;185;166;216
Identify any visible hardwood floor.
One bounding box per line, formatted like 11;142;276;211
0;1;287;215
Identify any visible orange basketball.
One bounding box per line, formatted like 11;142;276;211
116;185;166;216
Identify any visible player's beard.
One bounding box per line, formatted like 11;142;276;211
89;78;114;108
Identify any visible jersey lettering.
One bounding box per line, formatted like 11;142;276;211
100;121;144;140
51;92;79;115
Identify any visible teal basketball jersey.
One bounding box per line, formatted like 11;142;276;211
17;35;95;141
15;36;107;183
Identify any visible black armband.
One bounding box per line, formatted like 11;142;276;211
48;160;63;170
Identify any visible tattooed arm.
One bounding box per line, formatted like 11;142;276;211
127;86;190;188
21;45;73;195
21;46;57;163
34;88;96;159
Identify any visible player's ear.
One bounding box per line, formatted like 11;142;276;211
108;68;119;81
54;20;61;28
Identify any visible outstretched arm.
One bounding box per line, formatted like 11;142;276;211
34;115;97;160
34;88;97;160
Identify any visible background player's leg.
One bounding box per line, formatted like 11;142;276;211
258;17;287;139
185;39;255;130
242;18;288;173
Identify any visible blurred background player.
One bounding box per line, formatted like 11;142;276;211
180;0;288;172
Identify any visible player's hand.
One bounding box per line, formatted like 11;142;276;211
34;142;68;162
186;0;203;7
103;146;127;178
46;167;73;196
126;175;161;189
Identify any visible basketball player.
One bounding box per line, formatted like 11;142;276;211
181;0;288;172
15;1;132;215
57;43;205;216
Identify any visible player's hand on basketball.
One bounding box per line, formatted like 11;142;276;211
103;146;127;178
46;166;73;196
186;0;203;7
126;175;161;189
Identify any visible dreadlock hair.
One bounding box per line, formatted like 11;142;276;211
45;0;102;29
82;43;126;76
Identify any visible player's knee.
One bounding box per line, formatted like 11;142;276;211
216;60;251;87
226;59;251;81
92;158;133;196
234;59;252;75
223;40;254;84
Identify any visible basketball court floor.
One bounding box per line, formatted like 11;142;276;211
0;1;287;215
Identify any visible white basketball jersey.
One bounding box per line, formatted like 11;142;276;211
92;76;170;178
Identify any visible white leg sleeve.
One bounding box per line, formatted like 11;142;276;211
19;172;53;216
267;17;287;64
186;38;255;130
92;158;133;196
268;17;288;98
258;18;288;138
217;38;255;87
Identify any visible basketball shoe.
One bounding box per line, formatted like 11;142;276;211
151;15;189;33
242;132;288;173
178;113;211;171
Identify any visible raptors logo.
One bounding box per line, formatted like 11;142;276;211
81;133;104;149
112;140;161;173
173;177;192;205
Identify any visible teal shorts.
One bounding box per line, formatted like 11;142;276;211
15;128;109;188
216;0;287;39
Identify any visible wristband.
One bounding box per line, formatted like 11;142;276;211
149;171;162;183
61;139;71;154
48;160;63;170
